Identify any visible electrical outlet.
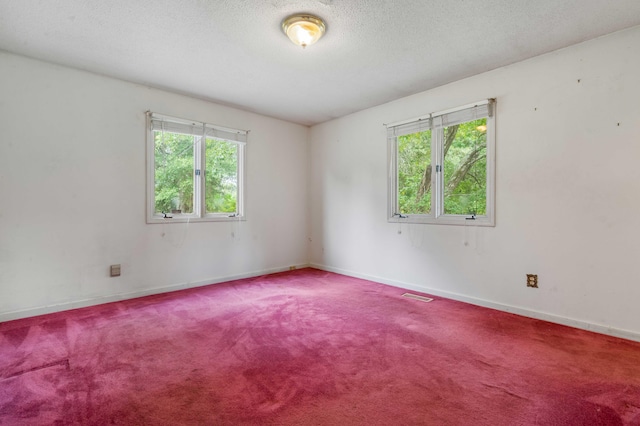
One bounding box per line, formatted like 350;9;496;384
110;264;121;277
526;274;538;288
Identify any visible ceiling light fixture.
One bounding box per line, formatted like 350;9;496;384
282;14;326;48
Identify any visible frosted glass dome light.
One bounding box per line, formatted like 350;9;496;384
282;14;326;48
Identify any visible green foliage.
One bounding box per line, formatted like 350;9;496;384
154;132;194;214
154;132;238;215
398;130;432;214
397;118;487;216
443;119;487;215
205;138;237;214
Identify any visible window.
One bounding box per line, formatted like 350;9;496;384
387;99;495;226
146;112;247;223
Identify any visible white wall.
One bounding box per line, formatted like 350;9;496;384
3;26;640;340
0;52;309;320
309;26;640;340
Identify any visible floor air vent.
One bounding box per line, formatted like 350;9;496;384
402;293;434;303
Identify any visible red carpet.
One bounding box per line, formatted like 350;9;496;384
1;268;640;425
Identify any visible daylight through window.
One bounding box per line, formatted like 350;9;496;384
146;112;247;223
387;99;495;226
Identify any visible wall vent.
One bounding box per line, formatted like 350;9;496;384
402;293;434;303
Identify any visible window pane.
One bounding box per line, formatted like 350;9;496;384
205;138;238;214
154;131;194;214
397;130;432;214
443;118;487;215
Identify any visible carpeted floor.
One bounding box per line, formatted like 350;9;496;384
1;268;640;425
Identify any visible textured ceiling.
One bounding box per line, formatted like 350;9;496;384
1;0;640;126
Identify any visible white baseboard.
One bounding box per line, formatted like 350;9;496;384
310;263;640;343
6;262;639;344
0;263;310;323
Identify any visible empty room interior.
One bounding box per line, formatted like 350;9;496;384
2;1;640;424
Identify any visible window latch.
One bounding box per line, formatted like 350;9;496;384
435;165;441;173
466;214;476;220
162;212;173;219
195;169;201;176
393;212;408;219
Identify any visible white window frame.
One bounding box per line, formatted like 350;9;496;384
146;112;247;224
387;99;496;226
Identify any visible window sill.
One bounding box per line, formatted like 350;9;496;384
146;215;245;224
388;215;494;227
